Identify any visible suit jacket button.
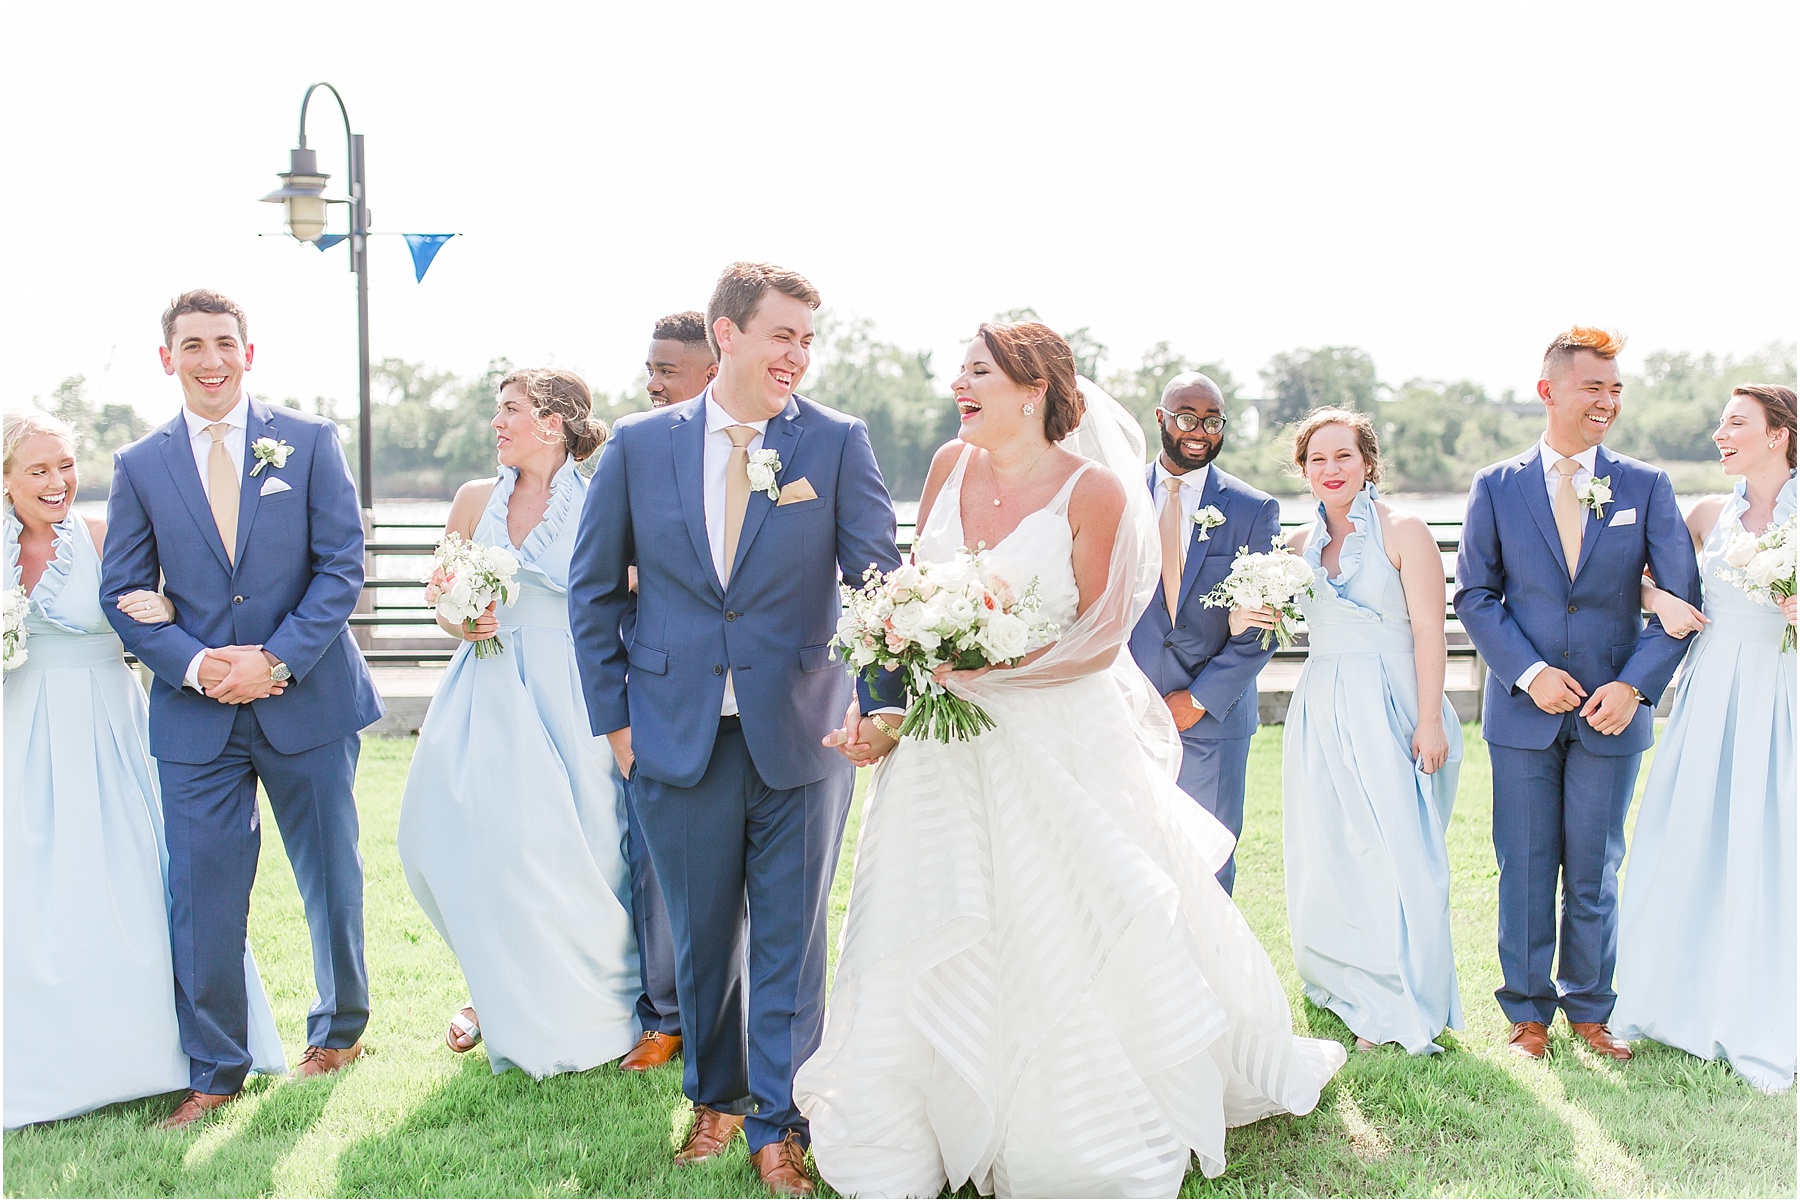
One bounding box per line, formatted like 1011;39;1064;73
233;595;245;604
713;664;724;675
1568;604;1578;614
1163;640;1173;648
725;611;739;621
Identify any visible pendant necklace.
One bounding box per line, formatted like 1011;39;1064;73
989;446;1053;507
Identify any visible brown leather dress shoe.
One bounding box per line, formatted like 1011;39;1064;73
674;1105;744;1165
1570;1022;1633;1060
619;1030;682;1072
753;1133;817;1198
1507;1021;1550;1059
159;1089;238;1130
294;1040;364;1079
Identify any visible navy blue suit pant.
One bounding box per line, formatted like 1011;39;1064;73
616;767;681;1036
1177;731;1253;895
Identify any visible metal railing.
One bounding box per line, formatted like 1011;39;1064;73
356;520;1485;678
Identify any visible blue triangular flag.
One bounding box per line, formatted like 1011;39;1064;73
313;234;348;252
402;234;456;282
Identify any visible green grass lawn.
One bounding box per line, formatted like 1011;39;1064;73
4;726;1794;1198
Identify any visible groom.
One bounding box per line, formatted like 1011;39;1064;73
1455;326;1698;1061
1127;373;1281;894
102;290;382;1126
570;262;902;1196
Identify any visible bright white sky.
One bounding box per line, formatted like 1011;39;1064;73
2;1;1794;422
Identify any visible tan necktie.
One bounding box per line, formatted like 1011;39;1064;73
1159;475;1185;618
721;425;757;585
1552;457;1582;578
207;422;239;564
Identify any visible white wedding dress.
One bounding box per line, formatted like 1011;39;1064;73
794;443;1346;1199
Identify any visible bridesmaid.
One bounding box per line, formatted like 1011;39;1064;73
1615;384;1796;1091
397;369;640;1078
1269;407;1463;1054
4;409;282;1129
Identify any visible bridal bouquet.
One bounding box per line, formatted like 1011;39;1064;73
3;585;28;673
1719;514;1796;651
424;532;521;660
1202;538;1317;650
834;549;1059;742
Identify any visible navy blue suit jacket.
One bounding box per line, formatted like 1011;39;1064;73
101;399;382;763
1126;464;1281;741
1453;444;1699;755
569;394;902;791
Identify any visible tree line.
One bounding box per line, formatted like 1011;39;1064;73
38;325;1795;503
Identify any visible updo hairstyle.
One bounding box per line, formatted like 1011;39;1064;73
1288;406;1384;486
976;321;1083;443
1732;383;1797;470
3;407;77;478
500;368;608;461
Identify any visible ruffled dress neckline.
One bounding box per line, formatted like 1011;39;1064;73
1304;483;1379;593
485;455;581;564
6;509;84;630
1724;473;1797;538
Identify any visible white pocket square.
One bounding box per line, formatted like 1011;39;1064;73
1606;506;1636;527
259;476;293;496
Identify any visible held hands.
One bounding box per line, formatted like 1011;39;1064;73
200;646;286;704
1163;689;1206;732
823;699;899;768
1580;680;1641;737
1230;606;1277;638
1782;593;1798;627
116;590;174;625
1411;717;1450;775
1525;666;1586;715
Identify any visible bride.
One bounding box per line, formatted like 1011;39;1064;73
795;321;1346;1198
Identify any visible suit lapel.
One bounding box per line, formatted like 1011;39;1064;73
232;400;274;566
159;412;233;572
1514;448;1571;579
728;399;803;582
670;406;724;600
1175;468;1223;611
1572;446;1614;580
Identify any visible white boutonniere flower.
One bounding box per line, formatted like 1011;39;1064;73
746;448;781;500
249;437;294;477
1192;505;1226;541
1575;475;1612;519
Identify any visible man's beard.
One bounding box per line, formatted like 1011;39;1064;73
1161;424;1221;472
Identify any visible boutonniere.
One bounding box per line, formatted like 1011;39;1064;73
249;437;294;477
1192;505;1226;541
746;448;782;500
1575;475;1612;519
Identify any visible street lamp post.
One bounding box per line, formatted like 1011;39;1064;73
261;82;373;507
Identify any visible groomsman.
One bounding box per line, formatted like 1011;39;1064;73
1455;326;1698;1061
102;290;382;1125
645;311;719;408
1127;374;1281;894
617;310;719;1071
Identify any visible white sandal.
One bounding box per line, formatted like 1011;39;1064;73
446;1005;481;1052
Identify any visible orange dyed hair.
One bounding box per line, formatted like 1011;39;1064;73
1542;325;1627;379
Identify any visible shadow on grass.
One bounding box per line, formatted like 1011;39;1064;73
333;1055;771;1198
1180;1005;1595;1199
1;1070;341;1199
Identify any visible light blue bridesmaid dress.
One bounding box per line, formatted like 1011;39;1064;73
1281;484;1464;1054
1613;475;1796;1091
4;512;283;1129
397;457;639;1078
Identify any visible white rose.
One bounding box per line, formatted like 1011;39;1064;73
888;563;923;593
1724;533;1759;569
1747;550;1784;589
975;610;1030;661
443;577;476;618
927;558;975;594
941;594;977;626
888;599;932;643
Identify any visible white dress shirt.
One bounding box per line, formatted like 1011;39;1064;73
1152;461;1211;527
1152;461;1212;713
702;391;770;717
182;395;251;692
1516;439;1600;691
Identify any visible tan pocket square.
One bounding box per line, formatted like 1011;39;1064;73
776;477;818;505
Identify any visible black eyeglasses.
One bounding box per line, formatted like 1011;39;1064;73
1167;412;1227;435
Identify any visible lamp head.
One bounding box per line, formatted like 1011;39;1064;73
260;146;330;243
